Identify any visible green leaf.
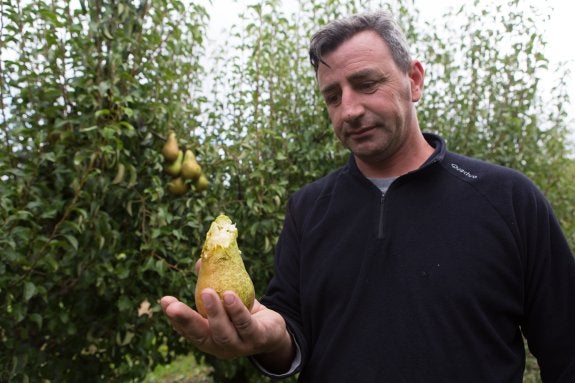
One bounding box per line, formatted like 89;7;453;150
24;282;37;301
116;331;135;346
64;235;79;250
155;259;167;277
29;313;43;329
117;295;132;312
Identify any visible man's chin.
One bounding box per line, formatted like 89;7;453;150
351;146;394;164
349;143;382;158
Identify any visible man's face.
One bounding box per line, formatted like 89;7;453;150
317;30;423;165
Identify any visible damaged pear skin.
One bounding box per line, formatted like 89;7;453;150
195;215;255;318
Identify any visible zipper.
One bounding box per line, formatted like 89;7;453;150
377;192;385;239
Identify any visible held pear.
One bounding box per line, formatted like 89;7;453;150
164;150;183;177
195;215;255;318
167;176;189;196
162;131;180;162
181;149;202;180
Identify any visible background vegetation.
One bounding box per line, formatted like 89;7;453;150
1;0;572;381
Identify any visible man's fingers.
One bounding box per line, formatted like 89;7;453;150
201;289;240;347
160;296;179;312
223;292;254;333
221;291;269;354
160;296;210;345
160;291;266;358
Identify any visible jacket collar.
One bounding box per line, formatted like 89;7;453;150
422;132;446;166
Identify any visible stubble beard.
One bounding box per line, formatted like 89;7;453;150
343;124;401;165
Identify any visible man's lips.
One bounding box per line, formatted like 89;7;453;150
347;126;375;137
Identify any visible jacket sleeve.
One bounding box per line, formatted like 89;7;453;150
519;184;575;382
256;197;308;377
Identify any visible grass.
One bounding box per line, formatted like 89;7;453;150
144;354;213;383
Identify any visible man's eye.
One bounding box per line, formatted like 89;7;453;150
324;93;341;105
358;81;377;92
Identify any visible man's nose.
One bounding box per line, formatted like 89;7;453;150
340;90;365;123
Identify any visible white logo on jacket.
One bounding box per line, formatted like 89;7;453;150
451;163;478;179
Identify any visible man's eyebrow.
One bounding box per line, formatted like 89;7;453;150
348;68;384;82
320;68;384;94
320;82;339;95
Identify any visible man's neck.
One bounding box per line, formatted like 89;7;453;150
355;134;435;178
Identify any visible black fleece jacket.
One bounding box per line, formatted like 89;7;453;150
260;133;575;382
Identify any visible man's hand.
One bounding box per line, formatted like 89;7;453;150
160;289;295;370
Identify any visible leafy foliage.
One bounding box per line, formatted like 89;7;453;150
0;0;572;382
1;0;210;380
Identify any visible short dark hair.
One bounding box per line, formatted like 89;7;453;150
309;10;412;74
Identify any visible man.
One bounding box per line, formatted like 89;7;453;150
161;10;575;382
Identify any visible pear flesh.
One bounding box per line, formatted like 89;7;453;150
195;215;255;318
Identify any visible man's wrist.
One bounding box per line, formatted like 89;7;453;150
251;329;300;377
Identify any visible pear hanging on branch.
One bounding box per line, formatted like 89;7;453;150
164;150;183;177
162;131;180;162
167;176;190;196
195;173;209;192
181;149;202;180
160;130;210;196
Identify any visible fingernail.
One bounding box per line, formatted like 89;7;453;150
202;292;214;308
223;293;235;306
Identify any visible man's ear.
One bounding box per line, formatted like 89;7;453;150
409;60;424;102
